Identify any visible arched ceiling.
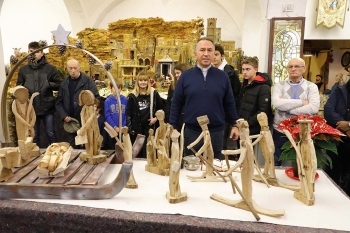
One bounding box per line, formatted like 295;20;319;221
63;0;249;38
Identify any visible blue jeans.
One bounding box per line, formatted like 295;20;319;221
272;128;288;166
33;113;57;147
184;127;224;160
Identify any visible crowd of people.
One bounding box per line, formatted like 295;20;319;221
15;39;350;196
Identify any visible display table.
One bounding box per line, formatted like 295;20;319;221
0;159;349;233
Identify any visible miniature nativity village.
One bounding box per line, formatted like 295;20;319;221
0;16;349;231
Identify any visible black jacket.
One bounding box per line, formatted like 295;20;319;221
238;72;272;135
55;72;99;123
224;64;241;106
127;88;164;136
16;56;61;115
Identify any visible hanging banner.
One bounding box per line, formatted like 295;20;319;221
316;0;347;28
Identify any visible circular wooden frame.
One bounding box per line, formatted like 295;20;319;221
341;51;350;67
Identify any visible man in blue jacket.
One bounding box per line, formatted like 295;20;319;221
56;59;99;148
170;37;239;160
324;79;350;196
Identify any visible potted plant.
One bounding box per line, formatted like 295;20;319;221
278;114;345;177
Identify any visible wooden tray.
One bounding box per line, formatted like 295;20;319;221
0;150;133;200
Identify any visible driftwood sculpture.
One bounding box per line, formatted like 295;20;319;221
211;119;285;220
36;142;73;178
122;126;138;189
146;129;156;167
166;131;187;203
187;115;226;182
12;86;38;141
283;117;317;206
11;86;40;167
76;90;106;165
145;110;170;176
252;113;299;191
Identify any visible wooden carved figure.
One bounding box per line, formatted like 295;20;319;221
187;115;226;182
154;110;167;149
146;128;156;167
211;119;284;220
252;113;299;191
122;126;138;189
166;131;187;203
12;86;40;166
12;86;38;141
36;142;73;178
76;90;106;165
145;110;170;176
283;117;317;206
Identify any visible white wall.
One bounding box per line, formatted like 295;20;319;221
0;0;71;64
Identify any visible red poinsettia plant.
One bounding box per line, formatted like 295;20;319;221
278;114;345;169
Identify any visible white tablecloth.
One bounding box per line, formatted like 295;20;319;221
22;160;350;231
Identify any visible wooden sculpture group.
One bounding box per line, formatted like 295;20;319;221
0;86;319;220
145;110;171;176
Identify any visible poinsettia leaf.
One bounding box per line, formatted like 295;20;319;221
281;141;292;150
315;140;338;155
279;148;296;162
314;147;333;169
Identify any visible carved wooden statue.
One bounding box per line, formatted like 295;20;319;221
187;115;226;182
36;142;73;178
145;110;170;176
283;117;317;206
76;90;106;165
166;131;187;203
211;119;285;220
122;126;138;189
252;113;298;191
146;128;156;167
11;86;40;167
11;86;38;141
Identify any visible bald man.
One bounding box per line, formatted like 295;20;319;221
56;59;100;147
271;57;320;165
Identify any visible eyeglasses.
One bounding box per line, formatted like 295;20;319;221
287;65;304;69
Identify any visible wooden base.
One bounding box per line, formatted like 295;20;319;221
80;152;107;165
166;191;187;204
187;172;226;182
145;164;169;176
253;174;300;191
210;194;285;218
294;191;315;206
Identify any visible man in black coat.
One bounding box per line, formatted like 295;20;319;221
238;56;272;136
55;59;99;148
213;44;241;150
16;41;61;147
